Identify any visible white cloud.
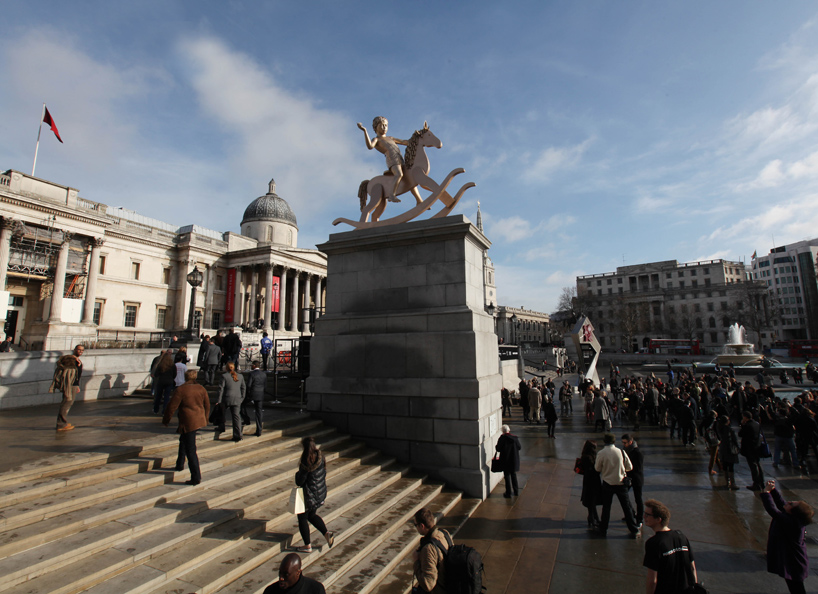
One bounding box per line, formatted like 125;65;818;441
177;35;367;228
522;138;593;183
487;213;576;244
634;195;674;213
737;152;818;191
705;194;818;244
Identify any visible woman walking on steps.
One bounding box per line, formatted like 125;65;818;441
294;437;334;553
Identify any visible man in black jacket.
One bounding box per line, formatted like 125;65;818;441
263;553;325;594
739;411;765;491
496;424;521;497
245;361;267;436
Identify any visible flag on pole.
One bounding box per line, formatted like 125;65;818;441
42;106;63;143
751;250;757;260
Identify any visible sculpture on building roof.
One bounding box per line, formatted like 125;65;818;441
332;120;475;229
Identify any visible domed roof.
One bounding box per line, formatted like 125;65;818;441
241;179;298;227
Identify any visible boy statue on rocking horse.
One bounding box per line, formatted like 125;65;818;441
356;116;424;206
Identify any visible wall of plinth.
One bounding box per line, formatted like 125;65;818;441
306;215;503;499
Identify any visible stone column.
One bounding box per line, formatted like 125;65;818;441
264;264;274;333
48;232;72;322
290;271;299;332
304;272;313;310
233;265;243;327
279;267;288;331
81;237;104;324
248;266;258;325
175;259;190;328
204;265;215;330
0;218;15;291
315;276;323;315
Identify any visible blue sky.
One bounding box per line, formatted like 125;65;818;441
3;2;818;314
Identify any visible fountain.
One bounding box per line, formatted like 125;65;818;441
716;323;762;366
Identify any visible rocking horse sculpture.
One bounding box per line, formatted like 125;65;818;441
331;119;475;229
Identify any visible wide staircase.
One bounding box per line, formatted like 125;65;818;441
0;411;480;594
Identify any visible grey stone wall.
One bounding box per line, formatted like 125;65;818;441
0;346;200;409
307;216;502;499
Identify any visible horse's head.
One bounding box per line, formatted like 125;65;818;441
415;121;442;149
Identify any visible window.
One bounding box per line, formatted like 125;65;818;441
597;280;602;287
691;269;697;276
216;275;224;291
694;304;701;312
653;305;660;315
720;302;728;311
709;317;716;328
692;280;698;288
705;278;711;287
667;281;673;288
124;304;138;327
162;267;171;285
93;300;104;325
666;273;672;279
710;332;719;343
131;262;141;280
212;312;221;328
678;271;684;277
707;302;714;312
8;295;23;306
679;281;685;288
607;279;612;285
156;307;169;329
99;255;107;275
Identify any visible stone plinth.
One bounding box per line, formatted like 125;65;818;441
307;215;502;499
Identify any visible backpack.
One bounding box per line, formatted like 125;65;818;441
425;531;485;594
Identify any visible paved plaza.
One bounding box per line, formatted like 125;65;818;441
2;376;818;593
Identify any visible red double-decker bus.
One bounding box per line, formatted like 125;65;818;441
786;340;818;358
647;338;701;355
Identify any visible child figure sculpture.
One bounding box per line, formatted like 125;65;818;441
357;117;423;205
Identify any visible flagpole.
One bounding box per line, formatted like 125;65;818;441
32;103;45;177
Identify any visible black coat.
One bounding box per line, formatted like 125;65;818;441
296;455;327;510
625;444;644;486
739;419;761;458
580;455;602;507
495;433;521;473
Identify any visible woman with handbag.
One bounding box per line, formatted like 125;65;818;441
495;424;521;498
294;436;334;553
579;439;602;529
701;411;722;476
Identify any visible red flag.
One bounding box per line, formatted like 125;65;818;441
42;106;63;143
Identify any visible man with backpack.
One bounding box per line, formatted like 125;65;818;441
412;508;484;594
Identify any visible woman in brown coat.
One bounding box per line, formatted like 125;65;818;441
163;369;210;485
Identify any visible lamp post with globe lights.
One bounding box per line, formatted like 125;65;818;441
186;265;204;337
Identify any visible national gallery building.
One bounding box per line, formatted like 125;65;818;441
0;170;327;350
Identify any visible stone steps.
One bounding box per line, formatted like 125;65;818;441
0;426;344;560
0;415;481;594
0;441;372;594
0;415;323;508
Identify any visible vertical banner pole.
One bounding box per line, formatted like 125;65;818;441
32;103;45;177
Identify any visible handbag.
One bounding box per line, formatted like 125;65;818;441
209;402;225;433
757;432;772;459
288;487;306;515
574;457;584;475
491;454;503;473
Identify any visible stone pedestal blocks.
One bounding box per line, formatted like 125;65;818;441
307;216;502;498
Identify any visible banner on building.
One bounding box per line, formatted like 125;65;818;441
225;268;236;323
272;276;280;313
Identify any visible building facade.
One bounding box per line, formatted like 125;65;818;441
576;258;769;352
495;306;551;346
751;238;818;342
0;170;326;350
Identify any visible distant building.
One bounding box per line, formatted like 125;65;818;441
751;238;818;341
495;306;551;346
576;258;772;352
0;170;326;349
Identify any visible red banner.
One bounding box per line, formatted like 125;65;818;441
272;276;280;313
225;268;236;323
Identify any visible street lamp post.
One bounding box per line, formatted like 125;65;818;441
510;314;517;345
186;265;204;336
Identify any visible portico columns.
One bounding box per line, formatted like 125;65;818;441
175;259;190;328
264;264;274;333
304;273;312;329
248;266;258;325
315;276;323;314
290;271;299;332
81;237;104;324
0;218;15;291
48;232;72;322
233;265;243;327
204;265;215;330
278;267;288;331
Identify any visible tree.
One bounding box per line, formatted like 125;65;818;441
612;297;649;352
